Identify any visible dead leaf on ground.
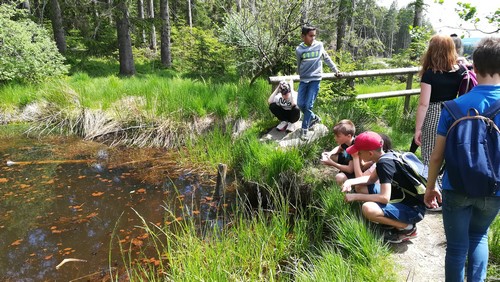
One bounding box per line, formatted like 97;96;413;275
86;212;98;219
91;192;104;197
11;239;23;246
0;178;9;183
131;238;143;247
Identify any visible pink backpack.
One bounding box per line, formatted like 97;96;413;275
458;64;478;96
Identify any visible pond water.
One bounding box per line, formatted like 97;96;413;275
0;134;229;281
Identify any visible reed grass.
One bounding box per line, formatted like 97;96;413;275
112;187;314;281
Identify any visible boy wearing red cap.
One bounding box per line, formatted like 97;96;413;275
342;131;426;243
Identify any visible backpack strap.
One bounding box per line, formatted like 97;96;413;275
442;100;463;121
482;99;500;119
379;152;425;200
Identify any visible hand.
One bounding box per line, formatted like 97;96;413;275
424;187;442;209
341;180;352;193
320;157;332;166
344;193;355;202
414;130;422;146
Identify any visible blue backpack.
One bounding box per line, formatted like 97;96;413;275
442;100;500;197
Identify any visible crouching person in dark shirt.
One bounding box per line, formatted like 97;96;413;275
341;131;426;244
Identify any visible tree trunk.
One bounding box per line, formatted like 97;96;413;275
108;0;114;24
160;0;172;67
20;0;30;11
187;0;192;28
116;0;136;76
300;0;309;26
235;0;241;12
138;0;147;44
49;0;66;54
336;0;351;51
148;0;157;51
413;0;424;27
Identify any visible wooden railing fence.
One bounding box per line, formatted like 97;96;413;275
269;67;421;114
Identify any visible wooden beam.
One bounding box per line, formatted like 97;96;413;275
268;67;421;83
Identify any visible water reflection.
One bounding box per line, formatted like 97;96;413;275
0;135;226;280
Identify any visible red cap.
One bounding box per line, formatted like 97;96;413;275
346;131;383;155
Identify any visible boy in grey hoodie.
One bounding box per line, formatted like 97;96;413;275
296;25;341;139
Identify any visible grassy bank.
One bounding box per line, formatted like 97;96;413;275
1;67;498;280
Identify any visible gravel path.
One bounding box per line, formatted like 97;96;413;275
389;212;446;281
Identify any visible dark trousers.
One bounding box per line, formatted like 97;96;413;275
269;103;300;123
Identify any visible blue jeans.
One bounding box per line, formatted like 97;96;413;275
442;190;500;282
297;80;320;130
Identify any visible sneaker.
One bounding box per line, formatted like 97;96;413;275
286;122;296;132
384;225;418;244
308;115;321;128
300;129;309;141
276;121;288;131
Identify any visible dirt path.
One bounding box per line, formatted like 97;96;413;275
390;211;446;281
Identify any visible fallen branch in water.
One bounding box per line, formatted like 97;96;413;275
55;258;88;270
6;159;92;166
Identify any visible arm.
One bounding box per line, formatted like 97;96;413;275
321;159;354;174
345;183;391;204
322;48;339;74
341;169;379;192
415;82;431;146
352;153;363;177
268;86;279;104
289;80;298;107
424;135;445;208
296;49;301;74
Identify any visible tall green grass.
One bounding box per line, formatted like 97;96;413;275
113;188;312;281
113;183;396;281
0;73;271;122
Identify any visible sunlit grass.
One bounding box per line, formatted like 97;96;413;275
354;79;407;94
113;184;396;281
113;188;312;281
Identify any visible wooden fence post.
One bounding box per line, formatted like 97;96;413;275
404;73;414;115
215;163;227;198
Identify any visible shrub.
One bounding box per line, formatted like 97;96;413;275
0;4;68;83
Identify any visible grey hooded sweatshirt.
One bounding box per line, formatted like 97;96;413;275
296;40;338;82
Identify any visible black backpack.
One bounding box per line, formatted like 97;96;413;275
379;151;427;203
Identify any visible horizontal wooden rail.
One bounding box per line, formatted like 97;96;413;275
355;89;421;99
268;67;420;83
268;66;422;114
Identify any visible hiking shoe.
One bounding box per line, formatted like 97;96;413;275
384;225;418;244
276;121;288;131
286;122;296;132
309;115;321;128
300;129;310;141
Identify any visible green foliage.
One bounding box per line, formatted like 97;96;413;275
233;134;304;184
388;25;432;67
118;189;311;281
171;26;235;79
488;217;500;278
0;4;69;83
219;1;302;78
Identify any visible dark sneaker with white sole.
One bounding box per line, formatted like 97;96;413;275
384;225;418;244
309;115;321;128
